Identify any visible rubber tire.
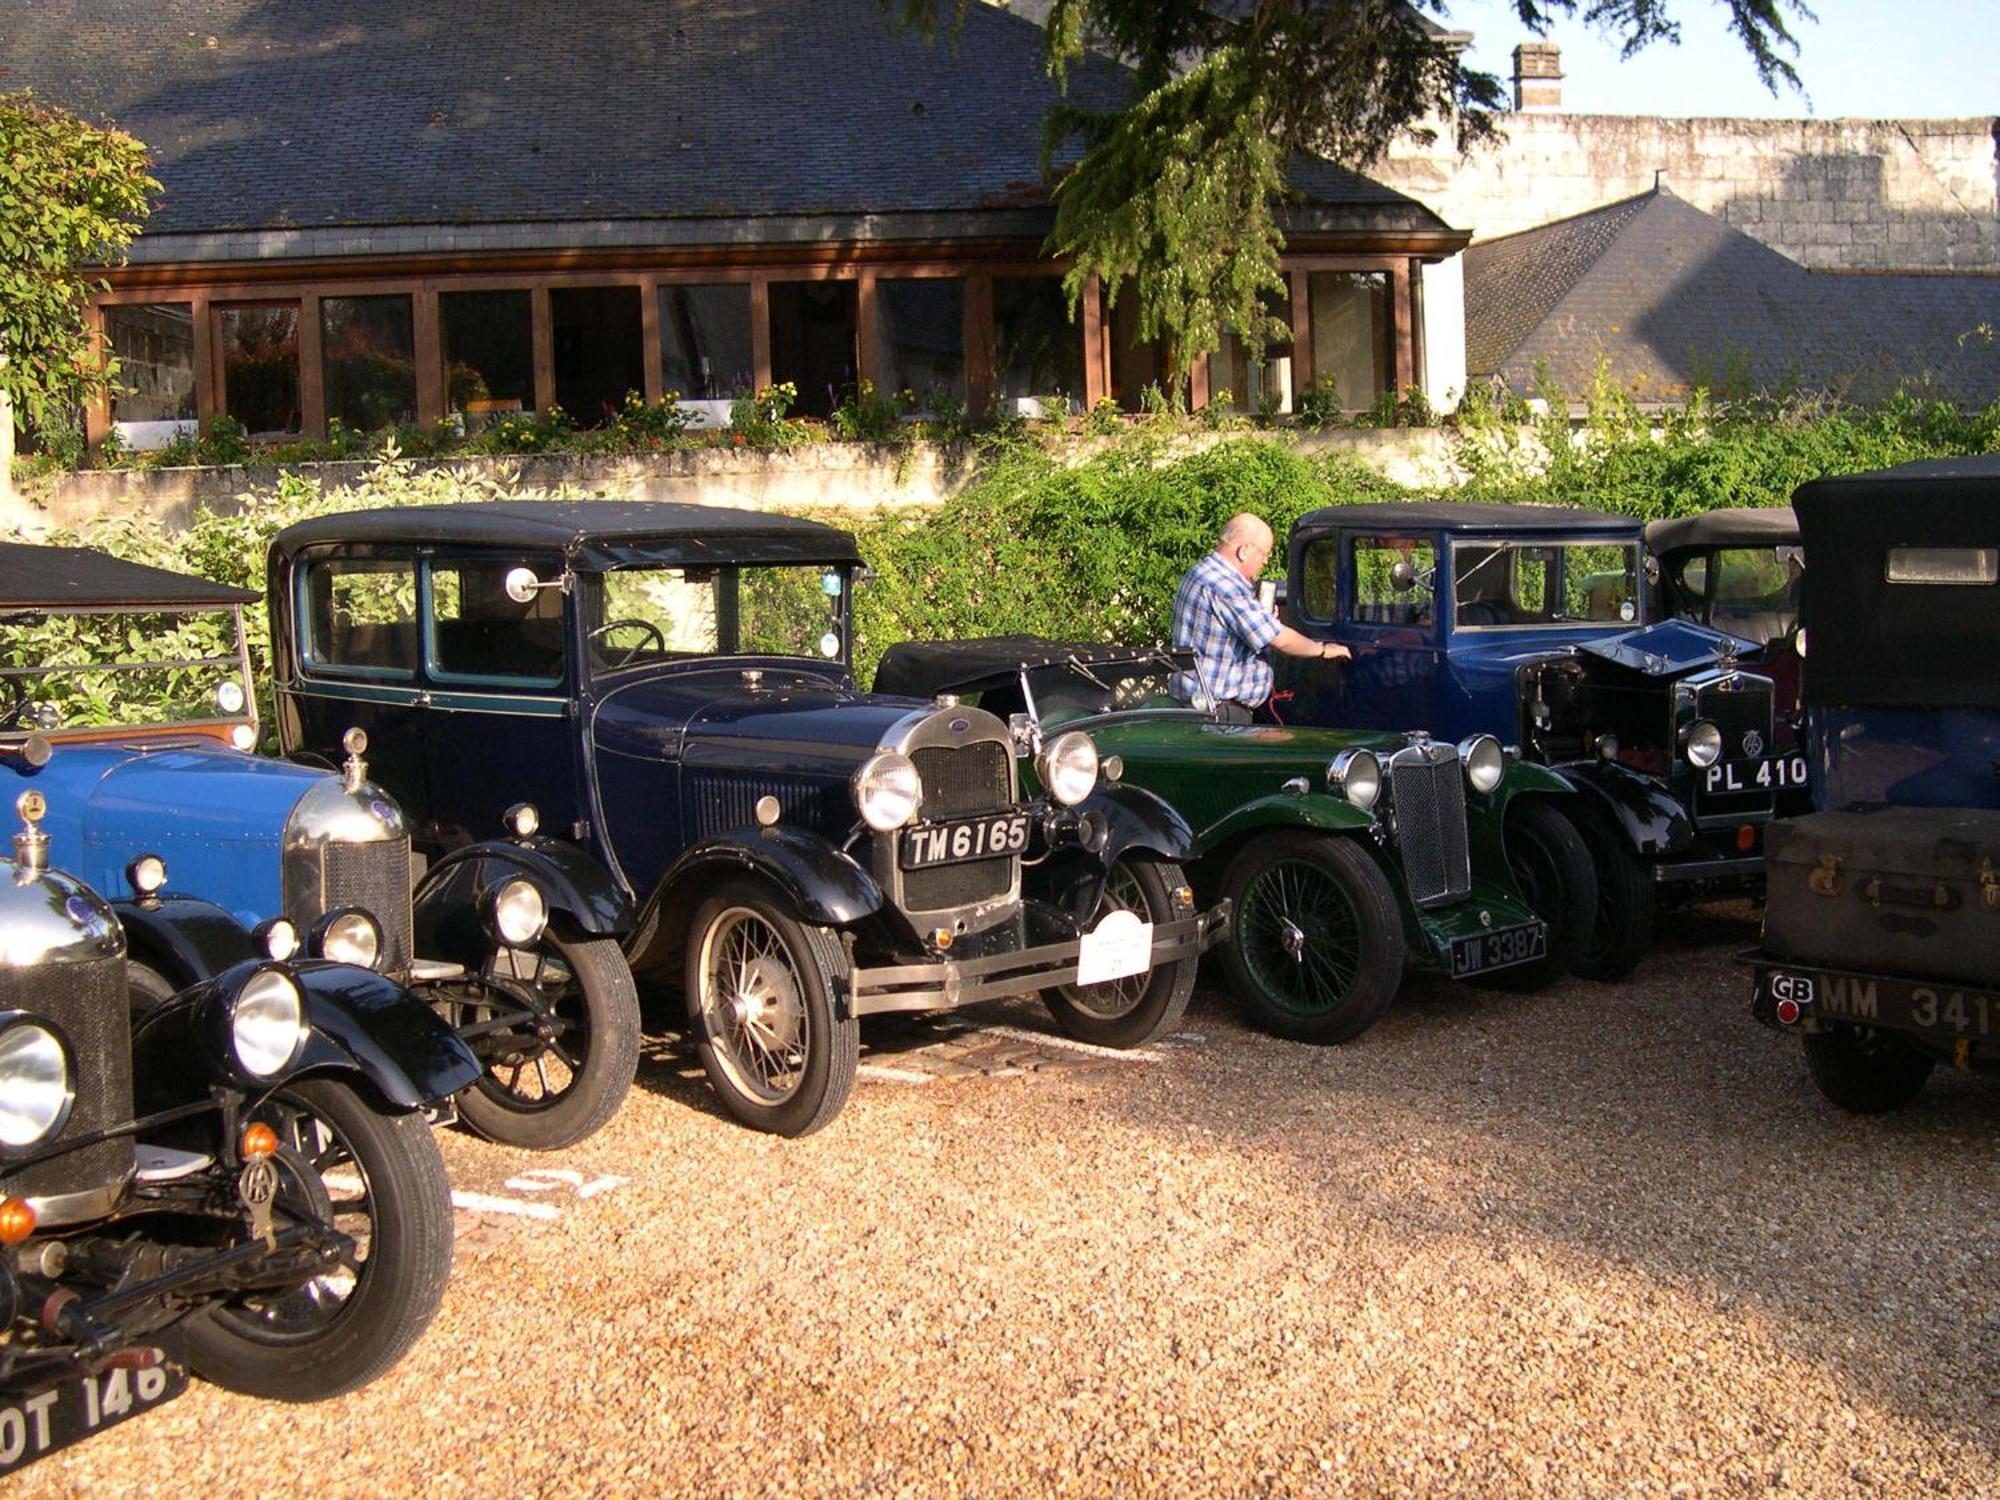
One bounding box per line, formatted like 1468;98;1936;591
1218;833;1407;1044
171;1079;453;1402
1565;803;1656;981
1041;859;1197;1048
684;879;858;1138
1803;1026;1935;1114
1480;797;1598;992
452;933;641;1152
125;960;179;1015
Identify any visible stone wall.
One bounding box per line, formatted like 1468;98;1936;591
1378;113;2000;270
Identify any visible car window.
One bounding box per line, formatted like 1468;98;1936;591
584;564;850;672
427;559;566;685
304;559;418;678
1350;536;1435;626
1706;546;1803;639
1452;541;1639;628
1300;538;1340;619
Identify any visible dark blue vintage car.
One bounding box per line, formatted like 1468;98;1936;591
1646;505;1805;723
1750;456;2000;1111
0;544;638;1152
267;502;1222;1137
1276;501;1789;978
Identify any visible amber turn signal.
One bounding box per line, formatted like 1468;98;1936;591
241;1122;280;1160
0;1198;36;1246
1736;825;1757;852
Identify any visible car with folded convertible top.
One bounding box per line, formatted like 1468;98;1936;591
267;501;1224;1136
1274;501;1790;979
874;636;1593;1043
0;542;638;1152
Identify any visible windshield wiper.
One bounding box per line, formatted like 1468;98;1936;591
1062;655;1112;691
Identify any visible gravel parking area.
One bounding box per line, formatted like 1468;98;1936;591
27;904;1999;1496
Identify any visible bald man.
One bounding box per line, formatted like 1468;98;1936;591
1170;514;1351;723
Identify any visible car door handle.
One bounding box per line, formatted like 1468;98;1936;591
413;691;432;708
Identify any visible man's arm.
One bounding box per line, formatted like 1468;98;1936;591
1270;624;1351;662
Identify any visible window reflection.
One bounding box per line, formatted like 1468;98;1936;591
218;304;301;436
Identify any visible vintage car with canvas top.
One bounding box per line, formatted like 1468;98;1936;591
0;789;479;1475
268;501;1222;1137
1749;456;2000;1112
1647;505;1806;727
874;637;1593;1043
1274;501;1788;980
0;543;638;1152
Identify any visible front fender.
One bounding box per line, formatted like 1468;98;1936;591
1199;791;1375;853
133;960;482;1113
414;836;635;968
1079;782;1198;864
1553;759;1694;856
111;893;257;988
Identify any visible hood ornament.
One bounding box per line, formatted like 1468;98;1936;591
1714;636;1741;673
341;727;369;793
12;791;47;875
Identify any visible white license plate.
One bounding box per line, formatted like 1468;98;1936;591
1075;908;1154;987
0;1363;188;1476
1704;754;1808;794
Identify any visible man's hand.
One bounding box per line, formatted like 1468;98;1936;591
1318;641;1352;663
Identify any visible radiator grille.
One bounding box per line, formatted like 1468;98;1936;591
1391;752;1473;907
903;858;1014;912
323;837;414;972
1693;678;1777;818
913;743;1011;818
0;957;133;1203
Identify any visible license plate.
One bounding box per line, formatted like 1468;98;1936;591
1767;967;2000;1040
1704;754;1808;794
0;1363;188;1476
1449;920;1548;978
900;813;1030;870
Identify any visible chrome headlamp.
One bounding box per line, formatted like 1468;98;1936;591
854;752;923;832
229;966;308;1080
503;802;541;839
125;853;168;897
0;1014;75;1151
490;878;549;948
1682;720;1723;769
254;916;300;962
1037;731;1099;807
311;906;384;970
1325;748;1382;810
1457;734;1506;795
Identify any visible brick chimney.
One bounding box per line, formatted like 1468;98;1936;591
1512;42;1563;110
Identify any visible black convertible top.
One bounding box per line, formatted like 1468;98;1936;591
1644;506;1798;555
273;500;863;567
1291;500;1637;540
0;544;257;611
873;636;1184;698
1794;456;2000;709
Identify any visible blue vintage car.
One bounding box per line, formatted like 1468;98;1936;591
1750;456;2000;1111
1276;501;1789;978
267;502;1223;1137
0;544;639;1151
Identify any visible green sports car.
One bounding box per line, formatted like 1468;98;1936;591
874;638;1594;1043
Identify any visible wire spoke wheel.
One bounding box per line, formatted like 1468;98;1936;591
699;906;811;1104
1237;858;1364;1015
1056;864;1152;1020
1041;859;1195;1048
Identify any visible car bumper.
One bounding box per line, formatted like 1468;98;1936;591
1651;849;1763;886
1407;879;1548;980
849;902;1228;1017
1743;950;2000;1068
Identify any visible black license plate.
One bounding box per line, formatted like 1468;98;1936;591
1449;920;1548;977
900;812;1031;870
0;1363;188;1476
1704;754;1808;795
1764;967;2000;1041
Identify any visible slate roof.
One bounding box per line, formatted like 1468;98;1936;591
11;0;1457;261
1465;187;2000;407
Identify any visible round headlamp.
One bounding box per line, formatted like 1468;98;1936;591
216;680;247;716
1037;731;1099;807
491;878;549;948
1595;732;1620;761
0;1016;74;1151
854;752;922;832
1326;748;1382;811
254;917;300;963
503;802;541;839
1682;720;1724;769
1458;734;1506;795
126;853;168;897
312;907;384;970
230;967;307;1079
229;723;258;752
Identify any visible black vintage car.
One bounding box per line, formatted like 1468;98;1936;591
1749;457;2000;1111
1647;505;1805;722
0;791;479;1474
268;502;1221;1136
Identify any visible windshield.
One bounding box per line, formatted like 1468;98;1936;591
1451;540;1640;629
1681;546;1803;641
0;606;255;733
584;563;850;674
1020;652;1208;723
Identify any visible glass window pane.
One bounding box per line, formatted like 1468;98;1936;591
104;304;195;424
321;295;416;431
1307;272;1390;410
1301;538;1341;619
993;277;1083;409
590;569;720;671
1210;287;1293;414
768;280;857;418
441;291;534;418
1108;292;1164;412
551;285;645;427
219;304;301;437
304;560;417;678
659;284;753;400
875;278;964;407
1351;537;1436;626
428;559;566;684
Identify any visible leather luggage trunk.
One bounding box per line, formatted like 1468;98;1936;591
1763;808;2000;985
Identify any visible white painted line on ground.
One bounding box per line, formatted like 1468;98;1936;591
452;1190;560;1220
978;1025;1168;1063
504;1168;630;1198
857;1063;937;1085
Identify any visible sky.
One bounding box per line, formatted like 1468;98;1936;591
1445;0;1998;119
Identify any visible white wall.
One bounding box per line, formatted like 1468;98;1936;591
1421;254;1467;413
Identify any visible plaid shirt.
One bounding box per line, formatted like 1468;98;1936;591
1171;550;1281;708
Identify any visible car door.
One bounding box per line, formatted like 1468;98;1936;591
1284;529;1443;731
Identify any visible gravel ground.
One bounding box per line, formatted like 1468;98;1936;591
23;903;2000;1497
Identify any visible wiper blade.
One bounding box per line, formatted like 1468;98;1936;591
1062;655;1112;691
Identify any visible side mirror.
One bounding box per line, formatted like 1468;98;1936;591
1388;560;1417;594
504;567;543;604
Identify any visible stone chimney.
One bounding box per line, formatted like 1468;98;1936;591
1512;42;1563;111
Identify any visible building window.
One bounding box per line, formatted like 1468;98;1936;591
875;278;965;408
1307;271;1391;410
659;284;753;400
1210;286;1294;415
104;303;195;427
993;278;1083;412
441;291;535;421
321;295;417;432
218;303;301;437
551;285;645;427
768;280;857;419
1108;292;1166;411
